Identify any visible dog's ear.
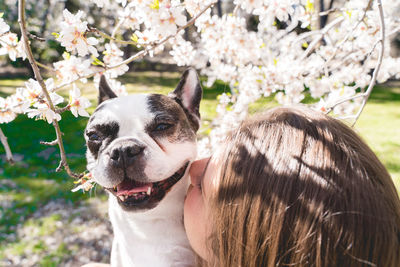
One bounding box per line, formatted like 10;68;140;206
98;75;117;104
169;68;203;131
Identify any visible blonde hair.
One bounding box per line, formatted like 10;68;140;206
205;106;400;267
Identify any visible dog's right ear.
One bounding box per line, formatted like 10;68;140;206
169;68;202;131
98;75;117;104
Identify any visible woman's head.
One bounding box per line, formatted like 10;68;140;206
184;106;400;267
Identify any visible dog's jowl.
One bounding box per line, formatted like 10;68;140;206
85;69;202;266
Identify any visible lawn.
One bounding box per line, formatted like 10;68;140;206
0;72;399;265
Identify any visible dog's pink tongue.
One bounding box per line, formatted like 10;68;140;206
116;179;152;196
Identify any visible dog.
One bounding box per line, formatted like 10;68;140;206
84;69;202;266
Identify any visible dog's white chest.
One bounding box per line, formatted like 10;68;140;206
108;196;195;267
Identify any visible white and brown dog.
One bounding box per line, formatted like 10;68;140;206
84;69;202;266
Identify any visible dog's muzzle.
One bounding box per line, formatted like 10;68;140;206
109;142;145;169
106;162;189;210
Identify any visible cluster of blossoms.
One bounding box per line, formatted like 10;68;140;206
1;0;400;163
56;9;99;57
0;14;26;61
192;0;400;155
0;77;91;124
118;0;188;41
71;172;96;192
103;43;129;78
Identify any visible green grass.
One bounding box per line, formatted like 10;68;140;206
355;83;400;190
0;73;399;263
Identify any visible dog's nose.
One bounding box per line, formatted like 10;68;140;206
110;145;145;167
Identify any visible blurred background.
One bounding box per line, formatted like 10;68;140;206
0;0;399;266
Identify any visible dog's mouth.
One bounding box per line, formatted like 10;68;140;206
106;162;189;208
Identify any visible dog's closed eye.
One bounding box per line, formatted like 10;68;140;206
154;123;173;131
87;132;102;142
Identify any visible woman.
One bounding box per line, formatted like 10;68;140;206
184;106;400;267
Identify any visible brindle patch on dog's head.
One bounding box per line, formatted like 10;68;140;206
146;94;197;144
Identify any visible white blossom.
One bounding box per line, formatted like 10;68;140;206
53;53;92;84
0;33;26;61
0;17;10;35
69;84;91;118
103;43;128;78
26;104;61;124
0;97;17;124
57;9;99;57
169;36;195;66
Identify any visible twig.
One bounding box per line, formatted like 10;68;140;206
0;31;10;38
351;0;385;127
55;105;70;114
388;25;400;38
0;127;14;164
28;32;45;42
87;25;137;46
325;93;366;114
233;4;240;16
319;7;350;16
300;16;344;60
111;17;126;39
18;0;79;178
36;61;55;72
323;0;373;67
336;114;357;120
40;140;58;146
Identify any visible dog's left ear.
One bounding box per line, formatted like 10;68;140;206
98;75;117;105
169;68;203;131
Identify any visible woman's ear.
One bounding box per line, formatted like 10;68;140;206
169;68;203;124
98;75;117;104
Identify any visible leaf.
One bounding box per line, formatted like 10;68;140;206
131;33;138;43
306;0;314;13
150;0;159;10
51;32;60;39
62;52;70;60
91;55;105;66
0;12;4;18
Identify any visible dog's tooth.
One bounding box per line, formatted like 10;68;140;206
147;187;151;195
119;195;125;201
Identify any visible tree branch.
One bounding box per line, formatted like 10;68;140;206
351;0;385;127
0;127;14;164
53;1;217;92
326;0;385;126
18;0;79;178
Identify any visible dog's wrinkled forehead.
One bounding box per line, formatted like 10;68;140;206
90;94;152;133
87;93;190;137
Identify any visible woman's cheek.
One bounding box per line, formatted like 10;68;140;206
184;186;208;260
